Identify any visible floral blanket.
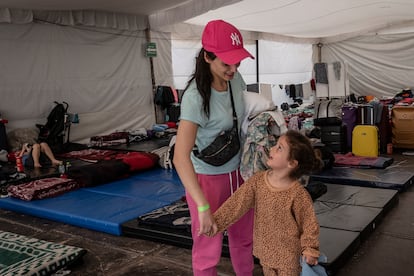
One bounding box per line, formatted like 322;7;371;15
7;177;79;201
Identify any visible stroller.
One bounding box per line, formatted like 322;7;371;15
37;101;72;154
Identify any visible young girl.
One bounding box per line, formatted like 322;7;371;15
18;142;62;168
210;130;323;276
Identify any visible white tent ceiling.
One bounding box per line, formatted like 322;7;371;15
2;0;414;42
0;0;190;16
2;0;414;142
184;0;414;42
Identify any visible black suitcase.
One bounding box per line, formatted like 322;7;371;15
357;104;375;125
320;124;347;153
377;103;392;153
313;99;343;126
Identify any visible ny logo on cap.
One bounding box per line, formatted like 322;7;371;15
230;32;241;46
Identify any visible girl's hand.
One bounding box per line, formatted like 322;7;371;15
210;223;218;236
303;254;318;266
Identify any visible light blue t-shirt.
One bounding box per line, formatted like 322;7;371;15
180;72;246;175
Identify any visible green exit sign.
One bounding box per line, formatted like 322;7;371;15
146;42;157;57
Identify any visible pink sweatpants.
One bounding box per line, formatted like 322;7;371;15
186;170;254;276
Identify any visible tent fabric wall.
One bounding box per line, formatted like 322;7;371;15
148;0;240;31
171;39;200;89
322;32;414;98
170;35;313;90
1;21;155;143
258;40;313;85
151;31;174;87
0;8;148;31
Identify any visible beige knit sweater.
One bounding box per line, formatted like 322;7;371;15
213;170;320;272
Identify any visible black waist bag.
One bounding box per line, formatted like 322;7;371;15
193;82;240;166
193;126;240;166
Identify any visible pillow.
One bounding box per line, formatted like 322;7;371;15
243;91;275;119
117;152;159;172
7;128;39;152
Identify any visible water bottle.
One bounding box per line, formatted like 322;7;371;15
387;143;393;155
59;163;67;178
16;156;24;172
58;163;65;174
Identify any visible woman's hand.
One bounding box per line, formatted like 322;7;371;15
197;210;215;237
198;211;219;237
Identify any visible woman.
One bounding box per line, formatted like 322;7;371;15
173;20;254;276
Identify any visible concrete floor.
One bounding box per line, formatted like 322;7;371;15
0;208;257;276
1;151;414;275
1;181;413;276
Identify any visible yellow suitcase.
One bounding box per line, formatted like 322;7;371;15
352;125;379;157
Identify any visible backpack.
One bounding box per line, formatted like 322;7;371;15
37;101;68;153
154;86;175;109
151;135;176;169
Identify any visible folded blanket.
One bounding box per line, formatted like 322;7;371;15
7;177;79;201
334;152;393;168
137;199;191;231
90;131;130;147
67;159;130;187
59;148;123;162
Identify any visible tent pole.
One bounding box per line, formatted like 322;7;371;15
317;42;323;63
256;40;259;83
145;28;156;93
146;28;163;124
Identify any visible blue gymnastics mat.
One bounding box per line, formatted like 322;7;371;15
0;168;185;236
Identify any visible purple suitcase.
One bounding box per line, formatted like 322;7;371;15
341;105;358;150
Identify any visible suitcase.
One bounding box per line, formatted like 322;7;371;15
392;106;414;149
377;103;392;153
166;103;180;123
320;124;347;153
352;125;379;157
341;104;358;150
313;99;343;126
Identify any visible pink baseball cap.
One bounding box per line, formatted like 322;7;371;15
202;20;254;65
